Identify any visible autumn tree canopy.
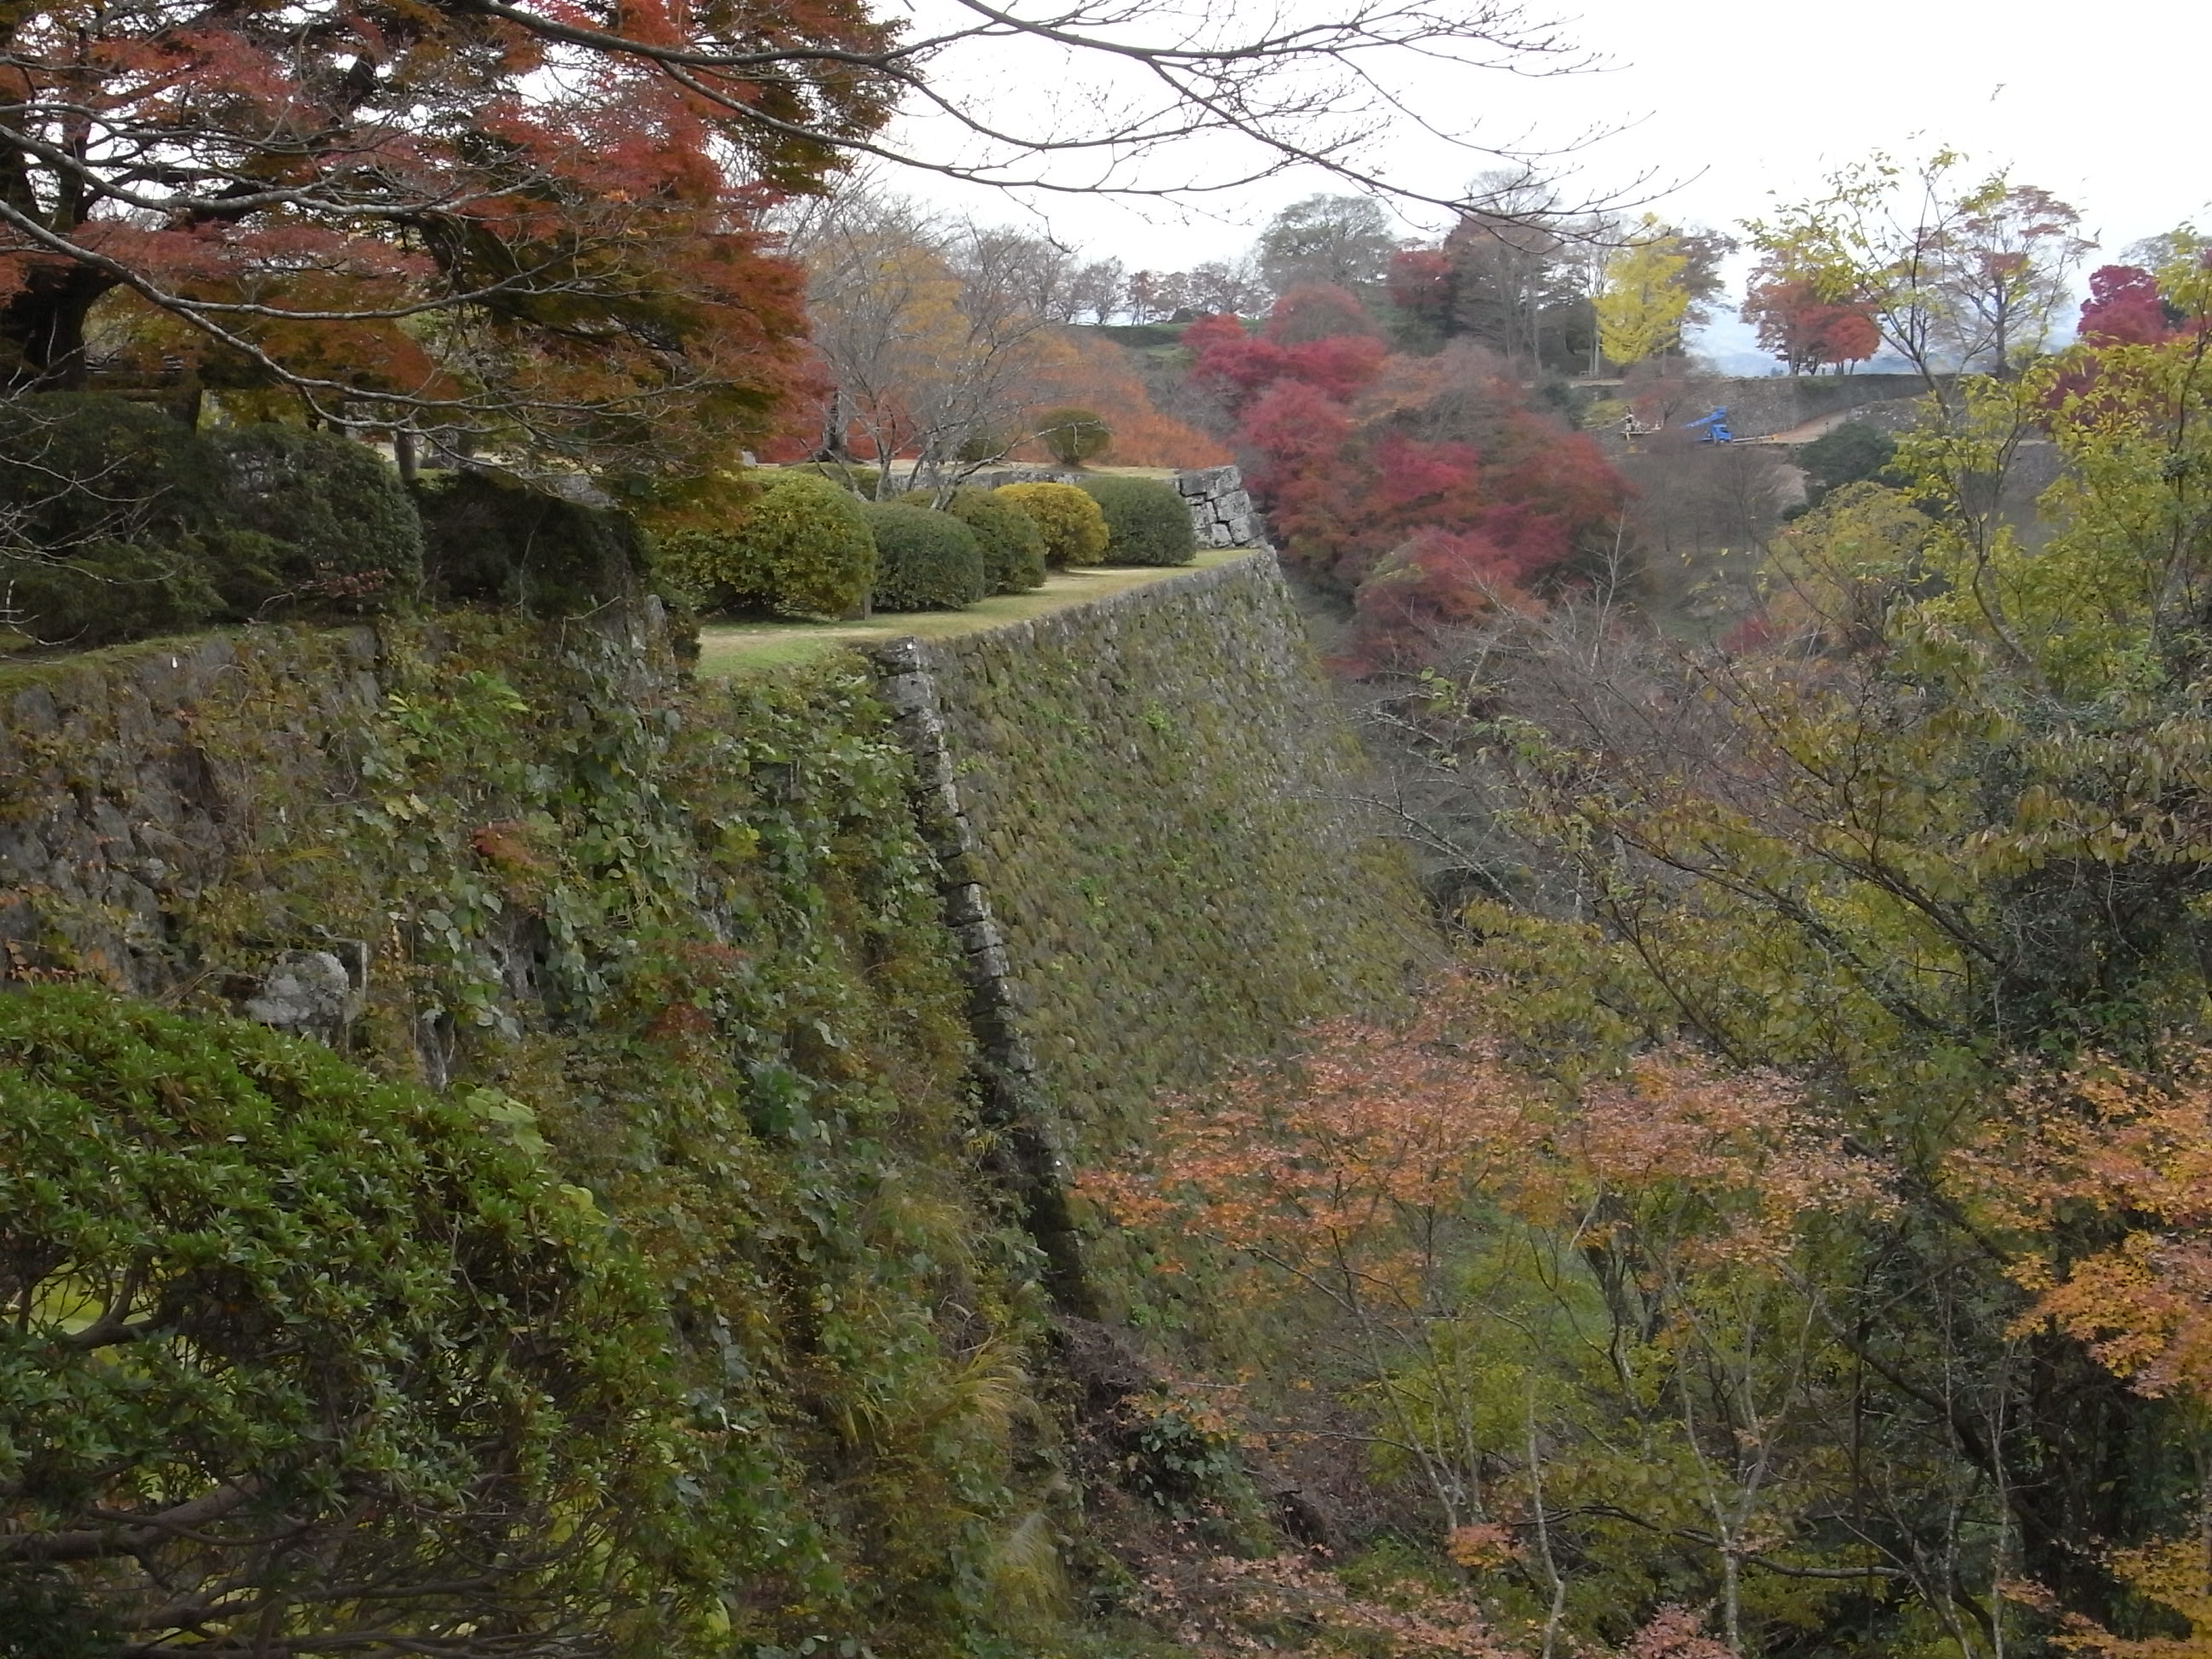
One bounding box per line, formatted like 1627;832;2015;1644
0;0;1621;474
0;0;910;471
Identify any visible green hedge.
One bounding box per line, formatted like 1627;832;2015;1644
1078;474;1196;567
905;487;1047;595
861;500;989;611
411;469;645;615
662;471;875;618
215;422;424;608
0;396;421;648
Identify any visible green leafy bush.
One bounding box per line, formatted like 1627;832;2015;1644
861;501;989;611
1036;407;1111;468
0;985;691;1653
214;422;424;610
994;481;1109;569
661;471;876;618
1079;474;1198;566
411;468;646;614
1795;420;1900;513
0;396;421;646
904;486;1046;594
2;538;228;646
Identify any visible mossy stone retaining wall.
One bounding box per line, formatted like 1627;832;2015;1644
872;550;1432;1166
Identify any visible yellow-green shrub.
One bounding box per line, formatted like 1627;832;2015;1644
658;471;875;619
994;481;1109;570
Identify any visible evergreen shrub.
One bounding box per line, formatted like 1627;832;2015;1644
1036;408;1111;468
860;501;989;610
661;471;876;618
1079;474;1198;566
411;469;646;614
214;422;424;610
0;985;685;1650
0;395;418;648
903;487;1046;594
993;481;1109;570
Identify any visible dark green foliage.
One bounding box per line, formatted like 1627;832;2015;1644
1796;420;1898;511
0;395;420;649
2;535;228;646
0;620;1062;1657
0;394;234;645
905;487;1047;594
0;1572;113;1659
1077;475;1198;567
410;469;646;614
213;423;424;610
1037;408;1112;468
860;500;989;610
661;471;875;618
0;985;689;1653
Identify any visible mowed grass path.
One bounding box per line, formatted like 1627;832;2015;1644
693;548;1254;673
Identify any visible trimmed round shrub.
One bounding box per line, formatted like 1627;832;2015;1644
661;472;875;619
994;481;1108;570
902;487;1045;595
3;538;228;649
1036;408;1111;468
213;423;423;610
1078;474;1198;567
411;469;646;615
860;501;988;611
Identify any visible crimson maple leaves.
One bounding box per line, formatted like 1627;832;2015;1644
1186;292;1626;668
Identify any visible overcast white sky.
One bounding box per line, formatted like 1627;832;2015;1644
883;0;2207;346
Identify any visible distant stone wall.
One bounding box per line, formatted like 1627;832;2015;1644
1704;373;1938;438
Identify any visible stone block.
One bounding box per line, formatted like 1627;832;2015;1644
243;949;360;1039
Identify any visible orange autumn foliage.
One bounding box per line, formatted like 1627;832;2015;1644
1959;1051;2212;1400
1083;977;1887;1308
1011;329;1231;469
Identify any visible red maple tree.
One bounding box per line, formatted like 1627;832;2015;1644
1190;294;1624;667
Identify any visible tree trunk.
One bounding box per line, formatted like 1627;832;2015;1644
0;261;119;390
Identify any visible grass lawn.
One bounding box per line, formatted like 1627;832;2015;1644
694;548;1254;674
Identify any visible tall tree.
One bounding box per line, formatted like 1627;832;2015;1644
1593;217;1690;369
1745;151;2093;387
1255;195;1402;295
1441;181;1563;365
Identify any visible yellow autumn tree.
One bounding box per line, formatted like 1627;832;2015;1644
1594;217;1691;369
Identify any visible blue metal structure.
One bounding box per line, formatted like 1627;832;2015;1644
1682;406;1733;444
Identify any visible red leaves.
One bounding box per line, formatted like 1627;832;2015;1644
2077;265;2176;346
1188;288;1625;670
1742;278;1880;374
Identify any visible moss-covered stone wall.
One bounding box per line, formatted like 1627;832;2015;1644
876;550;1432;1164
0;614;1068;1657
0;562;1430;1650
